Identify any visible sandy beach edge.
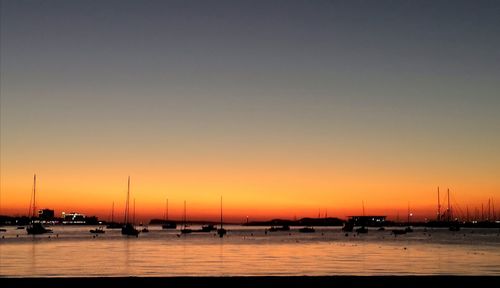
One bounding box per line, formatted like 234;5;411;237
1;276;499;287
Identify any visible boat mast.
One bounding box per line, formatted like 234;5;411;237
482;203;484;221
447;188;451;222
111;202;114;222
407;202;410;226
166;198;169;221
183;200;186;228
32;174;37;219
437;187;441;221
488;198;491;221
133;198;136;226
220;196;223;229
124;176;130;224
493;200;496;221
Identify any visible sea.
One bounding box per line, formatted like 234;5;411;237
1;225;499;277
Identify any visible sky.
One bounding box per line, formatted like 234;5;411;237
1;0;499;222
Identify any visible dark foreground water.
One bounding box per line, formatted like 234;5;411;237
1;226;499;276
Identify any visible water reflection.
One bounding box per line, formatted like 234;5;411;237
29;238;37;276
123;238;130;275
0;226;499;276
219;238;224;276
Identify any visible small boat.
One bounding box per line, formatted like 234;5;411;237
355;226;368;233
27;222;53;235
392;229;407;235
342;222;354;232
200;224;216;232
217;227;227;237
268;225;290;232
162;221;177;229
122;223;140;237
89;227;105;234
141;227;149;233
298;227;315;233
180;227;192;234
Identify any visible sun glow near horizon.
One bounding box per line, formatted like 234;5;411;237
1;166;497;223
1;1;499;224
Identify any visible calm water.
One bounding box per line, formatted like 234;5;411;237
1;225;499;276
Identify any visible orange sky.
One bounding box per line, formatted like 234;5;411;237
1;155;498;222
1;0;499;224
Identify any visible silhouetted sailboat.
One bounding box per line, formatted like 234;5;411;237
162;198;177;229
106;202;121;229
355;201;368;233
217;196;227;238
121;177;140;237
447;189;461;231
180;201;192;234
26;174;52;235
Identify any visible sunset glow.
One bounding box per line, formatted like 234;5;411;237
1;0;499;224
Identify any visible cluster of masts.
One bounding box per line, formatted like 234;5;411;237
436;187;496;222
25;175;227;238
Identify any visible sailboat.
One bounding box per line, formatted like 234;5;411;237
355;200;368;233
217;196;227;238
26;174;52;235
180;201;192;234
162;198;177;229
121;176;140;237
391;204;413;235
106;202;121;229
447;189;461;231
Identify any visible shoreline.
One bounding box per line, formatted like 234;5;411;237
1;276;499;287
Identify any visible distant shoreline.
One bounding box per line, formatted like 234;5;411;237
3;215;500;228
1;276;499;288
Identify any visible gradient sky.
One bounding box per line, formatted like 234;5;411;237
1;0;499;222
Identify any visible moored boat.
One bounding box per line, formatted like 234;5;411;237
298;226;315;233
26;174;52;235
121;177;140;237
269;225;290;232
90;227;105;234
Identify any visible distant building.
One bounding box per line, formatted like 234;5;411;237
347;216;386;226
62;212;86;224
38;208;55;220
